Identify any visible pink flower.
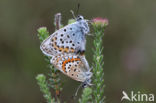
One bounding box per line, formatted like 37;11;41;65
92;17;109;27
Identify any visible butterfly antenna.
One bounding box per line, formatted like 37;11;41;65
76;3;80;16
70;10;76;20
74;83;82;97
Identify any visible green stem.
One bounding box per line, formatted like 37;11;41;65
92;25;106;103
36;74;55;103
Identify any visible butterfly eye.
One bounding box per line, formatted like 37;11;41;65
82;83;87;88
77;15;84;21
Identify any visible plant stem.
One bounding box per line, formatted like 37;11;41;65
36;74;55;103
92;24;107;103
79;87;92;103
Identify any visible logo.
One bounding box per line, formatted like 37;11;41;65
121;91;155;102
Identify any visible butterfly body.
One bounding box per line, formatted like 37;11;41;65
40;16;89;57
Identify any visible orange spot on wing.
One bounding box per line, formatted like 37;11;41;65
64;48;69;52
59;48;64;51
70;49;75;52
62;58;80;72
52;37;75;54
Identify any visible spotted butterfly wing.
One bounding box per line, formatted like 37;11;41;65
40;16;89;57
50;54;92;82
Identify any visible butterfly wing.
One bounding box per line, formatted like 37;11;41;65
40;22;86;57
50;54;91;82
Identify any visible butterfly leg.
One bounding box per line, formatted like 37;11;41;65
87;33;95;36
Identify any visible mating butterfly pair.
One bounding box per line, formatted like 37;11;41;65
40;15;92;86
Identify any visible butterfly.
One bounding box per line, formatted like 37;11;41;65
50;53;92;86
40;15;90;57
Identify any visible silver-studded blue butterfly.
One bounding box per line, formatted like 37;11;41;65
40;15;90;57
50;53;92;86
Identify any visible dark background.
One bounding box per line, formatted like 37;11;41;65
0;0;156;103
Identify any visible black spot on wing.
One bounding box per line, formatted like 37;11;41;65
67;35;70;38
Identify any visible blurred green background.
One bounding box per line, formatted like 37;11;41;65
0;0;156;103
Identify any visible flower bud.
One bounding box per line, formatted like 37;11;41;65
92;17;109;27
